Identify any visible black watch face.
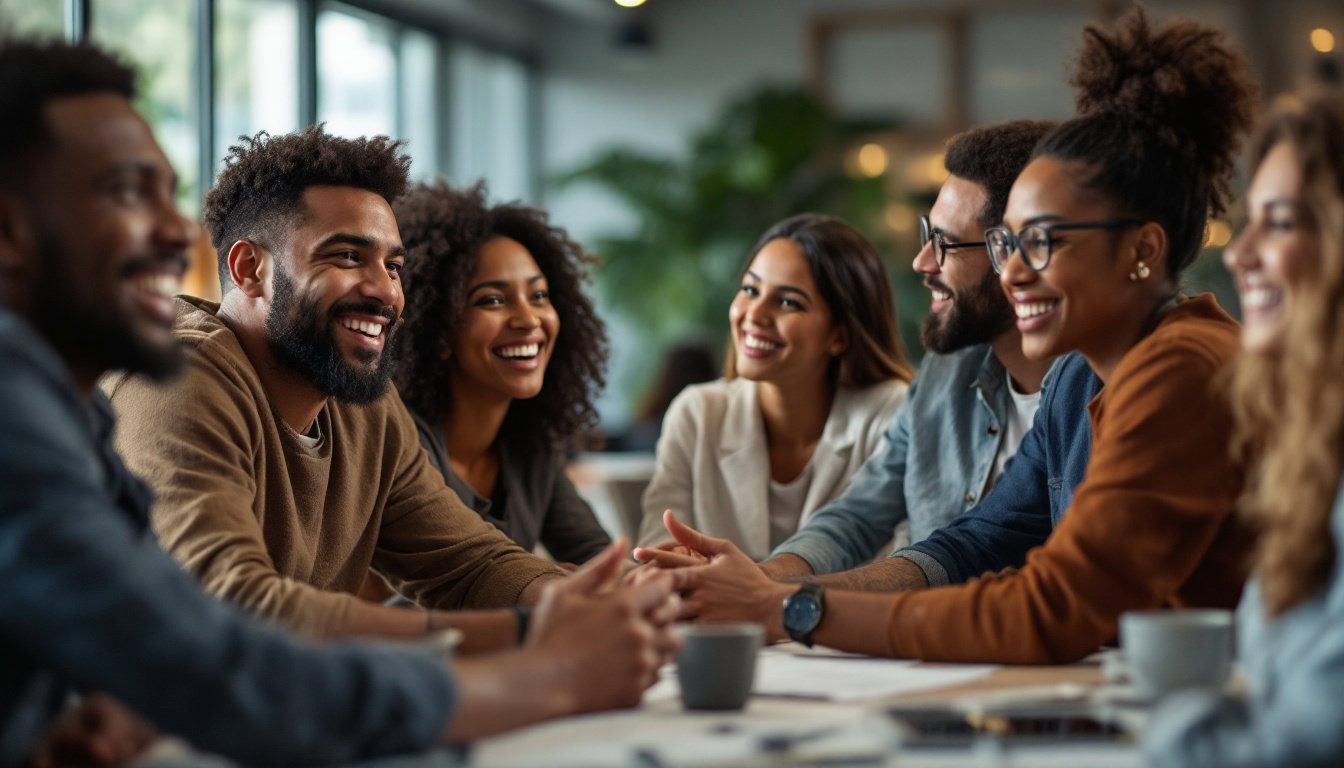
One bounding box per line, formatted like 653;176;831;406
784;593;822;635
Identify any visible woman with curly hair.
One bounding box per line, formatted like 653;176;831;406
634;9;1260;664
1145;91;1344;768
636;213;914;561
391;182;611;565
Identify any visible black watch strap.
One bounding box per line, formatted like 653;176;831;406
512;605;532;644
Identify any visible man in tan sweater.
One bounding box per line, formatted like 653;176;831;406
104;126;566;648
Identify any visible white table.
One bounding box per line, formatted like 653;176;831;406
472;647;1146;767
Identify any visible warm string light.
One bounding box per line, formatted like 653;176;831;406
615;0;648;7
855;143;889;177
1311;28;1336;53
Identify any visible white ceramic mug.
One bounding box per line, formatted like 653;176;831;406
1119;609;1233;699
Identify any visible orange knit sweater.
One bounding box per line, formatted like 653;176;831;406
883;296;1255;663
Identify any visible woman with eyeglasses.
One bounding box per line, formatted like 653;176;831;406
847;7;1258;661
1143;91;1344;768
637;213;913;561
631;9;1260;665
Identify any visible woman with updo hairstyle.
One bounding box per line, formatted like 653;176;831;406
390;181;611;565
635;9;1264;664
637;213;913;561
1144;92;1344;768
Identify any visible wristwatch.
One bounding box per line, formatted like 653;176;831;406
781;582;826;647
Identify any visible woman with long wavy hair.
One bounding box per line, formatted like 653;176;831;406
1145;91;1344;768
390;181;612;565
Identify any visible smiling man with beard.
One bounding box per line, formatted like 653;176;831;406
103;126;570;647
637;120;1061;591
1;39;678;766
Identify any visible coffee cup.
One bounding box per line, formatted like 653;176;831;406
1119;609;1233;700
675;623;763;710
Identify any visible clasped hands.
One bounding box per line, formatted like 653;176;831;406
629;510;794;643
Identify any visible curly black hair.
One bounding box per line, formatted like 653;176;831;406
944;120;1057;229
203;125;411;292
0;39;135;189
1035;7;1258;279
391;181;608;453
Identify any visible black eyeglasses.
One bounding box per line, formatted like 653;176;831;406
984;218;1144;273
920;215;986;267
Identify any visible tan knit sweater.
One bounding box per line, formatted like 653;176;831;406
103;297;562;637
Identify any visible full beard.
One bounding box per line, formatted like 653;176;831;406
32;232;185;383
264;266;399;405
920;269;1016;354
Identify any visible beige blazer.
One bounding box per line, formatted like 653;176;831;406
638;376;908;561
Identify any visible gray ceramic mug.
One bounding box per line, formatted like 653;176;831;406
1119;609;1233;699
676;623;764;710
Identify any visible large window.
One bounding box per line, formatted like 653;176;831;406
318;4;397;141
216;0;300;166
91;1;200;212
317;4;443;182
5;1;533;209
400;28;441;181
0;0;63;39
450;43;532;201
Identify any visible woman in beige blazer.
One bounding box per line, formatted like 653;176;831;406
638;214;914;561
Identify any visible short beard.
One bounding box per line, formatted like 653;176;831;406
264;265;398;404
920;268;1016;354
32;231;184;382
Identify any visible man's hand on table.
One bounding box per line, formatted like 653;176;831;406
529;537;682;703
33;694;156;768
632;511;793;642
446;538;682;742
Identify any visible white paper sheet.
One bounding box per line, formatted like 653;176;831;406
646;646;999;703
754;654;998;701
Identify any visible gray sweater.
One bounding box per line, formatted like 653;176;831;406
0;307;455;765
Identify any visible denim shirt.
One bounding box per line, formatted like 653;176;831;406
0;308;455;765
895;352;1102;586
771;344;1026;575
1144;477;1344;768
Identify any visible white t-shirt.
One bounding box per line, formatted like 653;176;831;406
990;373;1043;488
294;420;322;450
768;460;816;551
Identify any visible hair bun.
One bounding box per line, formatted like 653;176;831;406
1070;7;1258;213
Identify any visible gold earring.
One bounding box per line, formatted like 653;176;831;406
1136;261;1150;280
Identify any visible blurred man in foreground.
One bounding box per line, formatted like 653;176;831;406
0;37;675;766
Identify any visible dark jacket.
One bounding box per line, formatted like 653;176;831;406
0;307;455;765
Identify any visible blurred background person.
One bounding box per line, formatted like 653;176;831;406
1146;90;1344;768
638;213;913;561
393;181;612;566
607;339;718;453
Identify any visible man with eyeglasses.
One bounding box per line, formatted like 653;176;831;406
640;110;1247;662
638;121;1063;580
